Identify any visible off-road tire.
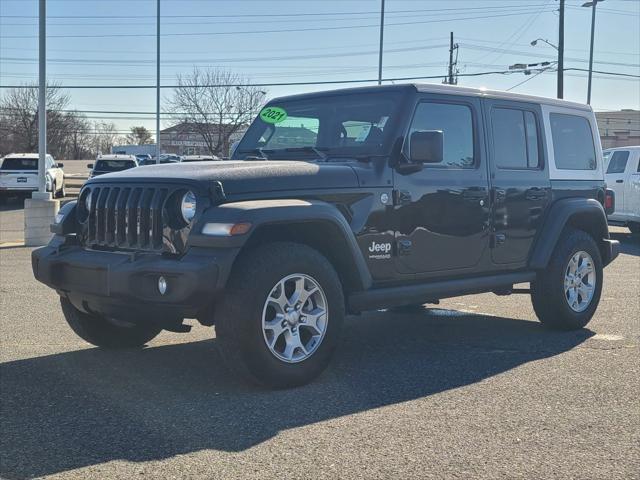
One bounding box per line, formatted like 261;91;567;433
215;242;345;388
60;297;162;348
628;222;640;234
531;228;603;330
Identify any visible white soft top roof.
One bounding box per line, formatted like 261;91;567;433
413;83;591;111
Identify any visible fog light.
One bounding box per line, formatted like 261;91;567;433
158;276;168;295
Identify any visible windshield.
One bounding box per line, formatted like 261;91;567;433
94;160;137;171
233;91;404;160
1;158;38;170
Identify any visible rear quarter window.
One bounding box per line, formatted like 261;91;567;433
550;113;597;170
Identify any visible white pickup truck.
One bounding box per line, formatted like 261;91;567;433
604;146;640;233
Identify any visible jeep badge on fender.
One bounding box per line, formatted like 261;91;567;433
32;84;619;388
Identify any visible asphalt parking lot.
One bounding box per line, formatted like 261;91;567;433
0;213;638;478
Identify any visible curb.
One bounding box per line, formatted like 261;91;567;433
0;241;26;249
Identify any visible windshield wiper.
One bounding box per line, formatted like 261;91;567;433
237;148;273;160
283;146;329;160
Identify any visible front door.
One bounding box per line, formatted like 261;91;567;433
392;95;491;276
605;150;630;216
485;100;551;266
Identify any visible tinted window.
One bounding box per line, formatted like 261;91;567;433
1;158;38;170
492;108;540;169
94;160;137;171
550;113;597;170
606;151;629;174
407;102;474;168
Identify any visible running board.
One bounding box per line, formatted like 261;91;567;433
347;271;536;313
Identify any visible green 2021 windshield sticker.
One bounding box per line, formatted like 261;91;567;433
260;106;287;124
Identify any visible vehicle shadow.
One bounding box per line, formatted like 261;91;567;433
0;309;593;479
0;196;26;212
609;231;640;257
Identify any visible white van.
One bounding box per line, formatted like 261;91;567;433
0;153;65;201
604;146;640;233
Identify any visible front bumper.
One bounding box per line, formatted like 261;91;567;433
32;238;238;323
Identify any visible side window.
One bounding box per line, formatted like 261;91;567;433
550;113;597;170
491;107;540;169
406;102;474;168
606;151;629;174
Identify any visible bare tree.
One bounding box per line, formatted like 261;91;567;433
166;68;266;156
125;126;154;145
0;83;71;156
89;121;122;156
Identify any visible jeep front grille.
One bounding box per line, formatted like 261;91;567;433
85;185;169;251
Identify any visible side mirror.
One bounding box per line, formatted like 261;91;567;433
56;162;64;168
409;130;444;164
87;163;94;169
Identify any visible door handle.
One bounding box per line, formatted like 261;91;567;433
616;179;623;183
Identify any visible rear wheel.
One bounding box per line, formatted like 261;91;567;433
215;242;344;388
628;222;640;234
60;298;162;348
531;228;603;330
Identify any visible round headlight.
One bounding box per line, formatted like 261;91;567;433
180;191;197;223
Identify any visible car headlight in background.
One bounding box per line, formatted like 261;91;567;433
180;190;197;223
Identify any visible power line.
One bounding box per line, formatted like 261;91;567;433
1;4;555;19
2;68;637;91
0;10;559;39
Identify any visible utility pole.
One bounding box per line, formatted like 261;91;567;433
377;0;385;85
557;0;565;99
444;32;458;85
155;0;161;163
25;0;59;247
584;0;603;105
37;0;47;196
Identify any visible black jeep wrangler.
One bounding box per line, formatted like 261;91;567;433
33;84;619;388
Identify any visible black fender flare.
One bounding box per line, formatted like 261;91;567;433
189;199;373;291
529;198;616;269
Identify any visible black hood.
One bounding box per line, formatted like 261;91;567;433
87;160;360;195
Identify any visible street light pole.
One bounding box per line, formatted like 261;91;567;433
155;0;161;163
583;0;603;105
37;0;47;196
377;0;385;85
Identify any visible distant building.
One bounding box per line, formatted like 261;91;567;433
111;144;157;156
595;110;640;149
160;123;247;157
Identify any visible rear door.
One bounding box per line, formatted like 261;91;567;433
484;100;551;267
605;150;630;216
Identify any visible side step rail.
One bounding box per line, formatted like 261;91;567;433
348;271;536;313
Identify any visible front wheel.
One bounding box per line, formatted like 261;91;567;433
531;228;603;330
60;298;162;348
215;242;344;388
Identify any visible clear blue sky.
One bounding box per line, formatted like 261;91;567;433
1;0;638;135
